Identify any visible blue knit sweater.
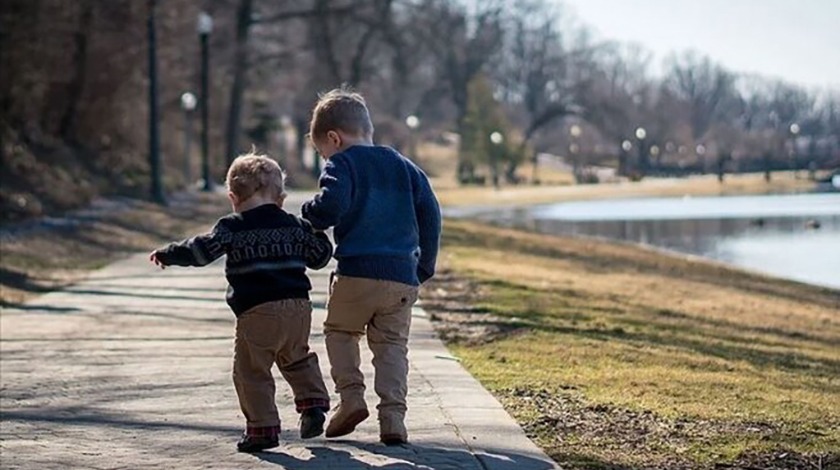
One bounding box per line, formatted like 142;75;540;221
301;145;441;286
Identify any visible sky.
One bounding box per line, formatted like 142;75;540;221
560;0;840;90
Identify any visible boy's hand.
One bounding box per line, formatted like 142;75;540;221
149;251;167;269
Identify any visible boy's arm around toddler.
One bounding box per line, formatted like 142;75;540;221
301;157;351;231
301;219;334;270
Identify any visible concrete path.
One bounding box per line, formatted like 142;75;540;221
0;198;559;470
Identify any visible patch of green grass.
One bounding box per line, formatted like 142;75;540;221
436;220;840;468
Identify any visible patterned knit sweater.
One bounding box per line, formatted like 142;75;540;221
301;145;441;286
154;203;332;315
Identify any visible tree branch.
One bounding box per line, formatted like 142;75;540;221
253;4;355;24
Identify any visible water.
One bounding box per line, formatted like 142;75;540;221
453;193;840;289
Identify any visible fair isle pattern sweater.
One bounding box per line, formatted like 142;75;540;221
301;145;441;286
154;204;333;315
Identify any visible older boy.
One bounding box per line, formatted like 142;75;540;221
302;88;441;445
150;153;332;452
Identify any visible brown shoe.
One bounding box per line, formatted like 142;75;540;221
379;414;407;445
325;402;369;438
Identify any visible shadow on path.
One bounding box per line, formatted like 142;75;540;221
1;409;239;435
256;443;557;470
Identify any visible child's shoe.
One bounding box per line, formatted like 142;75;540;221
299;408;326;439
325;401;369;438
379;414;408;446
236;434;279;453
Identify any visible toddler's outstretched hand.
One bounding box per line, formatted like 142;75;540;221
149;251;167;269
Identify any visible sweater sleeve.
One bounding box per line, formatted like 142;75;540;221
301;220;334;270
154;219;230;267
301;156;352;230
414;171;442;284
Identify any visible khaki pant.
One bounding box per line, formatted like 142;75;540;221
233;299;330;430
324;274;419;433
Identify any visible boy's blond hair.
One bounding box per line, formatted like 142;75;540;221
225;151;286;201
309;87;374;141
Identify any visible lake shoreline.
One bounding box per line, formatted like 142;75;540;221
434;171;820;208
446;192;840;290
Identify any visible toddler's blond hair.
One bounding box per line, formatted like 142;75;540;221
225;151;286;201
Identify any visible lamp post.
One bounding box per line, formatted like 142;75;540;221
147;0;166;204
180;92;197;185
649;144;660;173
789;122;800;178
489;131;504;188
405;115;419;161
198;11;213;191
696;143;707;172
635;127;647;175
620;139;632;176
569;124;582;180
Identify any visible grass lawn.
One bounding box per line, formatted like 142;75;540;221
424;219;840;469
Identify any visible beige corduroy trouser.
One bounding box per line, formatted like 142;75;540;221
324;274;419;434
233;299;330;430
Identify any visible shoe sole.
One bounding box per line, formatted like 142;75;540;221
237;441;280;453
325;409;370;438
380;434;408;446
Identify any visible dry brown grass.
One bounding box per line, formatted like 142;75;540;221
0;191;229;305
434;172;816;207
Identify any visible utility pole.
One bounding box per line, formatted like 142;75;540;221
198;11;214;191
147;0;166;204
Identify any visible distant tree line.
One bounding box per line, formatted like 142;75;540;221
1;0;838;220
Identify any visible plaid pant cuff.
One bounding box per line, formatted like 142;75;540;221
295;398;330;413
246;424;281;437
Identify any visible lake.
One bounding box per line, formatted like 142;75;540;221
448;193;840;289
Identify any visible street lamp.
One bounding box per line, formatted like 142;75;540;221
406;115;419;129
180;92;197;185
197;11;213;191
650;145;660;172
635;127;646;140
405;115;419;160
147;0;166;204
789;122;801;177
569;125;582;178
635;127;647;174
619;139;632;177
489;131;504;188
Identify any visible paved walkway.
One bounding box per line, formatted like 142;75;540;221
0;199;558;470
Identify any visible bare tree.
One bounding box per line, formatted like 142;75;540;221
223;0;358;165
664;51;738;141
495;1;579;181
418;0;505;179
579;43;655;175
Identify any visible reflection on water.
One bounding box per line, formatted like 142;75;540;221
467;194;840;289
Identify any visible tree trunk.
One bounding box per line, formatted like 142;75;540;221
58;0;93;141
224;0;253;167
